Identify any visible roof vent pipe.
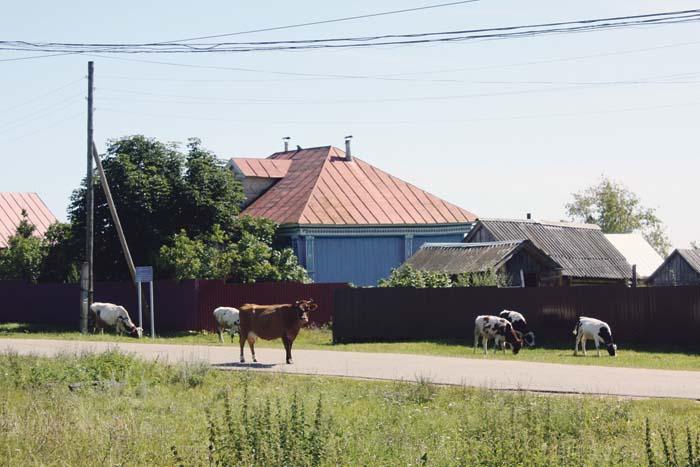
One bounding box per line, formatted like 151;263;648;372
526;213;532;220
282;136;290;152
345;135;353;161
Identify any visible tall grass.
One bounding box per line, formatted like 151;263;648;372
1;350;699;465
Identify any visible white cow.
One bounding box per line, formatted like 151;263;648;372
90;302;143;338
473;315;523;355
499;310;535;347
573;317;617;357
213;307;240;343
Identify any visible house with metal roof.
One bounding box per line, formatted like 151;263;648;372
404;240;563;286
647;249;700;286
0;192;57;248
464;218;632;285
604;233;663;280
229;143;476;285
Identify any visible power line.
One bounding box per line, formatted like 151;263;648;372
0;77;83;113
4;9;699;54
97;99;700;126
163;0;480;43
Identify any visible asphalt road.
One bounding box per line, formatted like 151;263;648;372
1;338;699;400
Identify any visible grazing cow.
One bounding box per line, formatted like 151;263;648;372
573;317;617;357
238;299;318;364
499;310;536;347
473;315;523;355
90;302;143;338
213;307;240;343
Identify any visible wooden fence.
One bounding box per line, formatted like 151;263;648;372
332;285;700;347
0;280;348;332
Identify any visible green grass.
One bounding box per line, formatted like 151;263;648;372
2;322;699;371
0;350;699;466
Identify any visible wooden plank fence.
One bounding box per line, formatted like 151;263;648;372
333;285;700;347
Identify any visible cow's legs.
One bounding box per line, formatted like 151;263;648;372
239;333;246;363
283;335;293;364
581;337;587;356
247;336;257;363
483;334;488;355
574;334;579;356
594;336;601;357
217;325;224;343
473;329;479;353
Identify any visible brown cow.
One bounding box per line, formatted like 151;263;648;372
238;299;318;364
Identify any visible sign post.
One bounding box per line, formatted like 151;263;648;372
135;266;155;338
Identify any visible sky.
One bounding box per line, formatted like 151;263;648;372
1;0;698;248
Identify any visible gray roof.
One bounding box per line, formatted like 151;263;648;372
464;218;632;280
676;249;700;273
405;240;561;275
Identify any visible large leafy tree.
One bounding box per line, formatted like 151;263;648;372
565;176;672;257
68;136;244;280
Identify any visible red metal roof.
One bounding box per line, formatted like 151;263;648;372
0;193;57;248
239;146;476;226
231;158;292;178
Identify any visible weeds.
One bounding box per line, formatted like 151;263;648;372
646;420;700;467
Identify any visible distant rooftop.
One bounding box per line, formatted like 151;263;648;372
234;146;476;226
0;192;57;248
604;233;663;278
465;218;632;280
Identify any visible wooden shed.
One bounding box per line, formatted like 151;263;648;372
404;240;563;286
647;249;700;286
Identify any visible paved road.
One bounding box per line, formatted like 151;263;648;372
1;338;699;400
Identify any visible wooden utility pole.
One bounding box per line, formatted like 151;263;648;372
91;142;136;284
81;61;95;334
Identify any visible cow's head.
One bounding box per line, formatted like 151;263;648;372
293;299;318;324
503;322;523;355
523;332;536;348
606;343;617;357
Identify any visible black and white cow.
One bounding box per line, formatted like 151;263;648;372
573;317;617;357
473;315;523;355
90;302;143;338
499;310;535;348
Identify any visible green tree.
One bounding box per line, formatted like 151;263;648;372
565;176;672;256
378;265;453;288
39;222;79;283
159;218;309;283
0;210;44;283
67;135;245;280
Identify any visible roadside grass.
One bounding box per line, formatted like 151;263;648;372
0;350;699;466
2;322;699;371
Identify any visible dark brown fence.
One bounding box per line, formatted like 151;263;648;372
195;281;348;330
0;280;348;333
333;285;700;347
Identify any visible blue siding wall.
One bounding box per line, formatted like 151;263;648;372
296;233;467;286
313;236;403;286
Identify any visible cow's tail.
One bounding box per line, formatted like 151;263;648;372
572;318;581;336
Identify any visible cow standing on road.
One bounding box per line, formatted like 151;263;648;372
238;299;318;364
213;307;240;343
573;317;617;357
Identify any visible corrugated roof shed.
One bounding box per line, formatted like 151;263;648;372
604;233;663;278
0;193;57;248
239;146;476;226
406;240;554;274
678;249;700;273
465;218;632;280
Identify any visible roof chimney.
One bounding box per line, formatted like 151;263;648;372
282;136;290;152
526;213;532;220
344;135;353;161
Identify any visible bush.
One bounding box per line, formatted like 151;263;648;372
378;265;507;288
